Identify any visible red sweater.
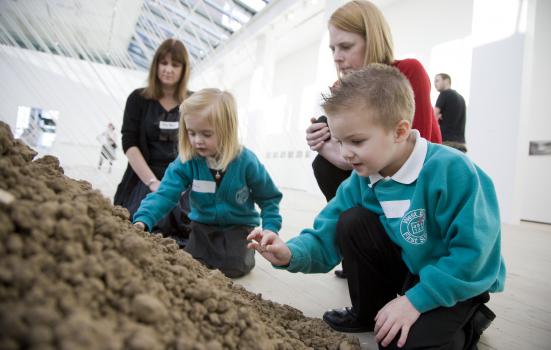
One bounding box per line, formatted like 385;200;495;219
393;59;442;143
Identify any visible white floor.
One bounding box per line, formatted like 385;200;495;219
78;165;551;350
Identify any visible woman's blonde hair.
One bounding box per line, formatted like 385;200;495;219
178;88;242;170
142;38;190;103
329;0;394;66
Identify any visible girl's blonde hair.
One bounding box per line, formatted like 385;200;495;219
142;38;190;103
178;88;242;170
329;0;394;66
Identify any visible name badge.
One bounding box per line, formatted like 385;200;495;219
159;121;179;130
380;200;410;219
192;180;216;193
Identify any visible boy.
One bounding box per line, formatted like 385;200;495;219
248;64;505;349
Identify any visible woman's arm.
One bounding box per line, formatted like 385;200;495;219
120;90;160;191
125;146;160;192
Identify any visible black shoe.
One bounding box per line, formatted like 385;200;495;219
323;307;373;333
334;269;347;279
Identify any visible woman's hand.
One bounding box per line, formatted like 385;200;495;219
374;295;420;348
148;180;160;192
247;228;292;266
306;117;331;151
134;222;146;231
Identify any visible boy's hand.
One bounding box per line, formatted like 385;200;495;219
374;295;420;348
134;222;146;231
247;228;291;267
306;117;331;151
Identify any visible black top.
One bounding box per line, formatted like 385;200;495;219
435;89;466;143
114;88;187;206
146;104;179;166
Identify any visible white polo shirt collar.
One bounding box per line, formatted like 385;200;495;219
368;130;427;186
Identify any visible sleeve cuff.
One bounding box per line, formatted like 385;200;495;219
405;284;440;313
132;215;154;233
273;242;307;273
262;224;280;233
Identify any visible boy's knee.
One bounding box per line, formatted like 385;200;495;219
337;207;372;239
222;266;253;278
223;269;247;278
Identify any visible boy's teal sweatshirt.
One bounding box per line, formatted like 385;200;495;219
283;133;506;313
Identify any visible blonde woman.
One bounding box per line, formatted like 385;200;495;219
307;0;442;203
133;88;282;278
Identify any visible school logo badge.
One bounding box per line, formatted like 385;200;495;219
400;209;427;245
235;186;250;204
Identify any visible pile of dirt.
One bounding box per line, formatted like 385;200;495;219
0;121;360;350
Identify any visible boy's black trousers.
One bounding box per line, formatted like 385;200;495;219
337;207;491;350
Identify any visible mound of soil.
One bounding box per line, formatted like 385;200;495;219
0;122;360;350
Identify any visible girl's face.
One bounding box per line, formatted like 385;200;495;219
329;24;367;77
184;113;219;158
157;54;183;88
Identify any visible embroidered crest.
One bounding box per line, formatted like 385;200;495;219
400;209;427;245
235;186;249;204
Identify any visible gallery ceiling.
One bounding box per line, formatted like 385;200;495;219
0;0;271;70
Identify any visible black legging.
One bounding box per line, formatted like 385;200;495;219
337;207;490;350
312;154;352;202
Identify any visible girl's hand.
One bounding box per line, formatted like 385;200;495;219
247;228;291;266
306;117;331;151
374;295;420;348
134;222;146;231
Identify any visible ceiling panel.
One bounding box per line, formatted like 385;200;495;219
0;0;271;70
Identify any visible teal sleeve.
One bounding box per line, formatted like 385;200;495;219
247;153;283;233
284;175;360;273
406;160;506;312
133;158;192;231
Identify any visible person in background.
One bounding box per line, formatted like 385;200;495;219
434;73;467;152
250;65;504;349
306;0;442;279
114;38;191;242
133;88;283;278
97;122;118;173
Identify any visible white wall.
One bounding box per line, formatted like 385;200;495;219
0;45;146;197
468;34;525;224
384;0;474;103
517;0;551;223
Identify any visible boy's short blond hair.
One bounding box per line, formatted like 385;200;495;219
322;64;415;130
178;88;242;171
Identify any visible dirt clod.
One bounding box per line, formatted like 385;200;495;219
0;121;360;349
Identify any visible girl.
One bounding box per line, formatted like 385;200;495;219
133;88;282;278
